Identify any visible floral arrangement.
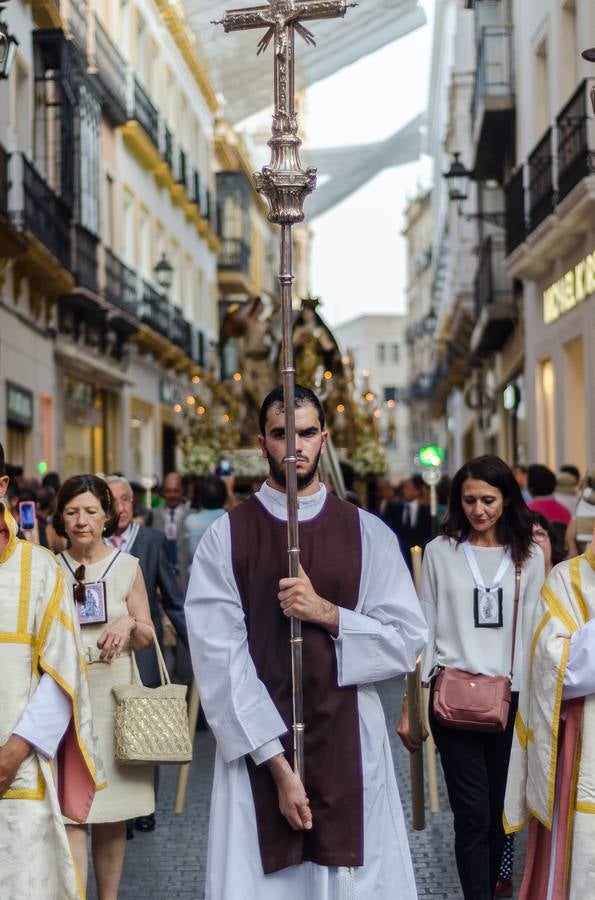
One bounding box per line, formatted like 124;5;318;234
350;440;388;477
181;443;218;477
229;448;269;479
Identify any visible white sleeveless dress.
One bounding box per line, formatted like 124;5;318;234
59;549;155;823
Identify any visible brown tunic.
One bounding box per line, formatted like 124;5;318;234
229;491;365;875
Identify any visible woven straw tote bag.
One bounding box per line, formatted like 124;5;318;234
112;633;193;765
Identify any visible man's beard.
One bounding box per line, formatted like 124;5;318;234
267;449;321;491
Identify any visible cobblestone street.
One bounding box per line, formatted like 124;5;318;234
88;677;526;899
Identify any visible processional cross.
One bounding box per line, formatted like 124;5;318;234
214;0;354;783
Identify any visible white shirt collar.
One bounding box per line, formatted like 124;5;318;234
256;481;327;521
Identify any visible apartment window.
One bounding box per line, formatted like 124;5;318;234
376;343;386;365
135;14;146;85
138;208;151;278
391;343;400;363
122;191;135;266
534;37;550;141
560;1;578;104
79;85;101;235
104;174;115;249
383;386;397;403
119;0;129;58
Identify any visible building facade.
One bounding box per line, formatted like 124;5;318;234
333;314;411;477
0;0;220;480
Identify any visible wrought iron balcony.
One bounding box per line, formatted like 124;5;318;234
73;224;99;293
10;154;71;271
89;14;128;125
218;238;250;273
138;281;170;334
528;128;555;230
471;235;515;356
176;148;188;189
504;166;526;256
104;249;139;316
556;78;595;204
170;307;193;356
216;171;250;239
129;76;160;149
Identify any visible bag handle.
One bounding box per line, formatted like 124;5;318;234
509;564;521;681
129;629;171;687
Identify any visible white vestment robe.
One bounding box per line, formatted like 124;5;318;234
186;482;428;900
0;505;105;900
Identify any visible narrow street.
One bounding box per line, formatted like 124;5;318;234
89;677;527;899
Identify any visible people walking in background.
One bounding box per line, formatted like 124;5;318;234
151;472;190;573
565;465;595;557
177;475;228;589
383;473;433;573
54;474;155;899
0;446;105;900
554;471;579;516
185;385;427;900
527;464;572;526
512;465;532;504
398;455;545;900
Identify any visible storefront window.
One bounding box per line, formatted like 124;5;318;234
62;376;108;476
563;336;587;475
536;358;556;470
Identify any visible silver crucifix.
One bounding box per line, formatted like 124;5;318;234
214;0;354;785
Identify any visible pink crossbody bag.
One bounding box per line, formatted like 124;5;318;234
432;564;521;733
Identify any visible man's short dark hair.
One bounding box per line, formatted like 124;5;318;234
198;476;228;510
259;384;325;435
0;442;5;477
527;464;557;497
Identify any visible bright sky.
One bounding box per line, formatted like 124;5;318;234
306;0;434;327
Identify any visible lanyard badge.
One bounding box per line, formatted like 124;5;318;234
463;541;511;630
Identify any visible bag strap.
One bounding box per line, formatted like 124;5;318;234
509;564;522;680
129;629;172;687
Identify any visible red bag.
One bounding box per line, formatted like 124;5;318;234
433;668;511;732
432;564;520;733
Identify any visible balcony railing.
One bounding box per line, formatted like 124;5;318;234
11;154;71;270
528;127;555;230
104;249;138;315
471;26;514;130
90;14;128;124
138;282;170;334
504;166;526;256
218;237;250;273
130;76;159;148
176;148;188;190
73;224;99;293
557;79;595;204
0;145;8;219
170;307;192;356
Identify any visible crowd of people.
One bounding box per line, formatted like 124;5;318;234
1;385;594;900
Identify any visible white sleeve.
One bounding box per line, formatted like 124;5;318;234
13;673;72;759
419;543;439;683
332;511;428;687
185;516;288;764
563;618;595;700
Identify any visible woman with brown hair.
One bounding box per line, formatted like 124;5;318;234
398;455;545;900
54;474;155;900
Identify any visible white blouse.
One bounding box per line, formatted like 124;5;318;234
420;535;546;690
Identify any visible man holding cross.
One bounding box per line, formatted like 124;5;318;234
185;385;427;899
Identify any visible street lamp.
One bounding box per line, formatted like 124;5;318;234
423;307;438;334
154;252;174;295
443;152;506;227
581;47;595;114
0;6;19;80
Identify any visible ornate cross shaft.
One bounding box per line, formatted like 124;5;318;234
214;0;354;785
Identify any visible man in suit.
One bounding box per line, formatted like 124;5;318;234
151;472;190;574
383;474;433;574
105;475;189;833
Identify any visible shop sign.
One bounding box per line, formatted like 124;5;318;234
160;378;182;407
543;250;595;324
6;382;33;428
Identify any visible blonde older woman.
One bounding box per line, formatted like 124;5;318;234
54;474;155;900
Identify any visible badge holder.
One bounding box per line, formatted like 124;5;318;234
473;587;503;628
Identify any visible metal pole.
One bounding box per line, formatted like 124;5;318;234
280;221;304;781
